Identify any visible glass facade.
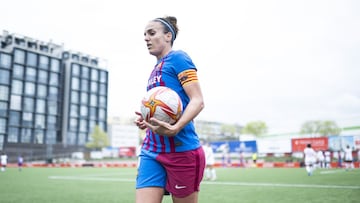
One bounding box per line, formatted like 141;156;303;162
0;33;108;154
67;61;108;146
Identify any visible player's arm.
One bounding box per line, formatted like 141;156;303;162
173;81;204;131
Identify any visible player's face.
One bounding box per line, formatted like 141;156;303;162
144;21;171;58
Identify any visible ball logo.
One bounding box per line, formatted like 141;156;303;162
141;86;183;124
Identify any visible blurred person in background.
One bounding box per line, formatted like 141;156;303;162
337;150;343;168
303;144;317;176
18;154;24;171
324;150;332;169
252;152;257;168
316;150;325;168
202;141;217;181
1;151;8;172
344;145;354;170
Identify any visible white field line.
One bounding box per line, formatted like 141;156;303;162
319;170;346;174
74;172;134;177
201;181;360;189
49;176;134;182
48;175;360;190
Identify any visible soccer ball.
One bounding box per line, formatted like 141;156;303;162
140;86;183;124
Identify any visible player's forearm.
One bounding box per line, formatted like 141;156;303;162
174;98;204;130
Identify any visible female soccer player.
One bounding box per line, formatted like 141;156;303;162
134;16;205;203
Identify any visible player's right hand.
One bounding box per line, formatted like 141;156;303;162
134;111;147;130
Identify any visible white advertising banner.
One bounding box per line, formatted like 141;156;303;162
109;124;139;147
257;138;292;153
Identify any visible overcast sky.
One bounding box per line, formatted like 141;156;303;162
1;0;360;133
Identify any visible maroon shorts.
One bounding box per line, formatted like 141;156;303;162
156;147;205;198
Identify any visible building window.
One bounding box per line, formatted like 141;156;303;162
26;67;37;81
11;80;23;95
34;129;44;144
70;104;78;117
47;115;57;129
21;128;32;143
79;119;87;132
81;79;88;92
80;106;88;117
0;118;6;134
78;133;86;145
39;55;49;69
47;101;57;115
67;132;76;145
90;81;98;93
26;52;37;67
82;66;89;79
80;92;88;104
7;127;19;143
24;82;35;96
98;122;106;131
0;101;7;116
36;99;46;113
99;108;106;120
69;118;78;131
14;49;25;64
100;71;107;83
48;87;58;100
89;107;97;119
90;94;97;106
13;64;24;79
89;120;96;132
0;53;12;68
49;73;59;86
37;84;47;98
71;77;79;90
10;95;22;110
46;130;56;144
38;70;48;83
23;97;34;112
50;58;60;72
35;114;45;129
91;69;98;81
99;84;106;95
71;91;79;104
72;64;80;76
0;135;3;149
22;112;33;127
0;69;10;85
88;120;96;132
99;96;107;108
9;111;20;126
0;86;9;101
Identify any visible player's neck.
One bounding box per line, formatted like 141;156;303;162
157;48;173;61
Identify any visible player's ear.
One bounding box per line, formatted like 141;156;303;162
165;32;172;43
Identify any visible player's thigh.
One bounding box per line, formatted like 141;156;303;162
136;187;164;203
172;191;199;203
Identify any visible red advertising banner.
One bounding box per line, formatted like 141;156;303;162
291;137;328;152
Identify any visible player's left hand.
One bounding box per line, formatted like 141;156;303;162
144;117;179;137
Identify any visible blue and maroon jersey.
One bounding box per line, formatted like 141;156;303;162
142;50;201;153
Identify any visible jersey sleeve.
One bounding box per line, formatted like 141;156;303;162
171;51;198;87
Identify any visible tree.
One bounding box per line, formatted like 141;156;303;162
85;125;110;151
300;120;341;136
241;121;268;137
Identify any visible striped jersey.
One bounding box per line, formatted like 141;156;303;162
142;50;201;153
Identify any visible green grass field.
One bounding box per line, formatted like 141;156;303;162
0;166;359;203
